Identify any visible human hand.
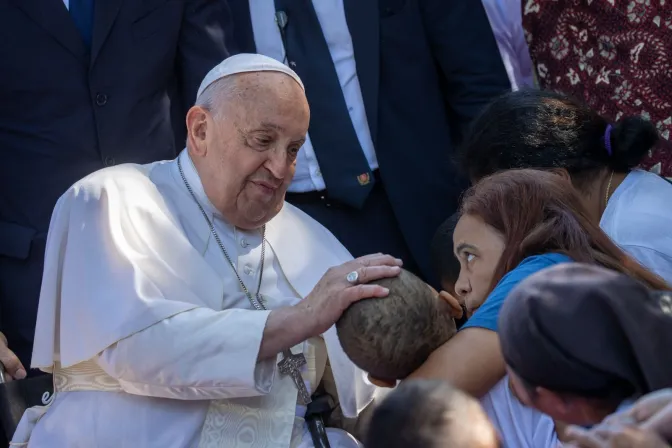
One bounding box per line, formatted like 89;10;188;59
298;253;403;335
628;388;672;421
438;291;463;319
632;389;672;442
565;425;668;448
0;332;26;381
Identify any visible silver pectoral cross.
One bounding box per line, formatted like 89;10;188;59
278;350;312;405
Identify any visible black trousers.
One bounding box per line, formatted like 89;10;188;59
286;177;421;279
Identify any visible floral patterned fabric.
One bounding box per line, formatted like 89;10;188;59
523;0;672;177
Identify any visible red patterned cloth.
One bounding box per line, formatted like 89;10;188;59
522;0;672;177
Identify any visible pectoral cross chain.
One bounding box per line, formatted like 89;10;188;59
179;157;314;405
278;350;312;405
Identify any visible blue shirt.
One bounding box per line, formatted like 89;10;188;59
461;253;573;332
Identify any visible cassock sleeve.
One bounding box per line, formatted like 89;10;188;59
96;307;276;400
32;167;276;399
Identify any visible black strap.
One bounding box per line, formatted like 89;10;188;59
273;0;374;209
305;393;335;447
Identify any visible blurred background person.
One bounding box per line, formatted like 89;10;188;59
0;0;231;383
227;0;511;285
522;0;672;177
366;380;501;448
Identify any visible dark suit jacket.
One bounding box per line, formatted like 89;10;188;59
0;0;231;369
228;0;511;283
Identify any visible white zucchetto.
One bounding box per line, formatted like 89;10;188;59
196;53;305;100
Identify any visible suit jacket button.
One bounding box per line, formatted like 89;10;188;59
95;93;108;106
104;157;116;166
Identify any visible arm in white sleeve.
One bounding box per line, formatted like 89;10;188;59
96;307;276;401
621;245;672;285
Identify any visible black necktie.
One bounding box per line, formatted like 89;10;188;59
69;0;95;49
274;0;374;209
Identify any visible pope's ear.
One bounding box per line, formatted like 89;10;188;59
186;106;210;156
367;374;396;388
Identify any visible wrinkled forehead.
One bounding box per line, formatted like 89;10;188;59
234;71;305;98
225;72;308;119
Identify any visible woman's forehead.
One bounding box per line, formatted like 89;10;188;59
454;214;505;250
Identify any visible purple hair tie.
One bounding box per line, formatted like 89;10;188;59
604;124;613;156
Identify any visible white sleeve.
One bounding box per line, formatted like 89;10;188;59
96;307;277;400
621;245;672;285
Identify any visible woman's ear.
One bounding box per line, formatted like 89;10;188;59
367;374;396;388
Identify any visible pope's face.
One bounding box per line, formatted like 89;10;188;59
189;72;310;229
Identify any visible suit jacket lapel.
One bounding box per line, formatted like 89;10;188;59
91;0;123;67
343;0;380;146
228;0;257;53
9;0;88;60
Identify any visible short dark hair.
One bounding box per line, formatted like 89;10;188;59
336;269;456;381
459;89;659;190
431;212;461;284
365;379;499;448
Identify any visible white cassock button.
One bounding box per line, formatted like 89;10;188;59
315;170;321;177
243;265;254;276
240;238;249;248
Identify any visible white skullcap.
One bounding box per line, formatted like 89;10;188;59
196;53;304;101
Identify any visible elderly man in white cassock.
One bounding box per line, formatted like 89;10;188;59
12;54;402;448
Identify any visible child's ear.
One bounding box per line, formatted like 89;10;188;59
367;374;396;388
439;291;464;319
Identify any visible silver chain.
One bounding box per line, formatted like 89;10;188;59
177;156;267;311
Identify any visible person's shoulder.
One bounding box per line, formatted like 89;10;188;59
610;170;671;209
602;170;672;241
63;161;166;209
517;253;573;269
500;254;572;284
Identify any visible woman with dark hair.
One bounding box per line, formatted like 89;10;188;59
501;262;672;428
411;169;668;401
459;89;672;283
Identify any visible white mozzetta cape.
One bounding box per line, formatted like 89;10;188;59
21;156;375;447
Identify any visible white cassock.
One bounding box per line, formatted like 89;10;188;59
12;150;375;447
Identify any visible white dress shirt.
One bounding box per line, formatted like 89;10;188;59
249;0;378;193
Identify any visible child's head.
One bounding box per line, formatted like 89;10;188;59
336;269;456;386
431;213;461;295
365;379;500;448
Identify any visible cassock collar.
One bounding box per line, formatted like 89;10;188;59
177;149;231;229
